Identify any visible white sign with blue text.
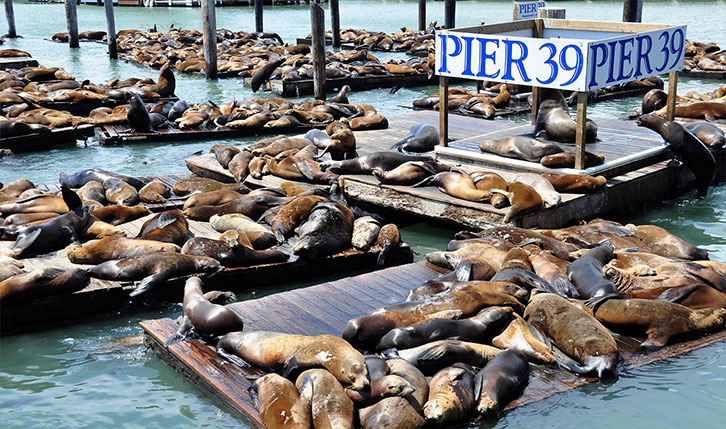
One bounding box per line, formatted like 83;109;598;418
435;24;686;92
514;1;546;20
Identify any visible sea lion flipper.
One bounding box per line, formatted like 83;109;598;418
454;261;474;281
656;284;700;304
155;212;178;229
216;344;252;369
473;367;484;401
411;175;436;188
203;290;235;304
550;343;589;375
61;185;83;215
584;293;620;311
129;273;166;297
13;228;42;256
164;315;193;347
293;159;316;181
280;356;301;380
417;343;449;361
377;247;388;266
248;383;261;409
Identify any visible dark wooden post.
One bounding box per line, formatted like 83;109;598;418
65;0;79;49
444;0;455;29
666;71;677;122
104;0;118;59
201;0;217;79
310;3;326;100
574;92;588;170
530;19;544;125
418;0;426;31
254;0;263;33
330;0;340;48
439;76;449;147
622;0;643;22
4;0;16;38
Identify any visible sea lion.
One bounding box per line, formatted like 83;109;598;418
210;144;240;169
493;182;544;222
103;178;140;206
136;210;188;246
172;177;248;196
684;121;725;149
456;226;580;260
76;181;106;205
267;195;326;242
630;224;708;260
478;136;564;162
391;123;438;153
295;369;355;429
0;120;49;139
511;172;561;207
641;88;667;114
373;160;450;186
534;91;598;143
138;180;171;203
251;373;312;429
490;313;556;364
376;224;401;266
127;94;152;132
0;256;24;282
470;171;509;207
180;237;288;267
524;293;619;378
540;151;605;168
526;248;578;297
426;243;509;272
405;280;527;303
344;114;389;131
637;114;715;197
149;63;176;97
0;267;89;303
228;151;253;183
164;277;244;346
66;236;180;264
89;252;222;296
567;243;619;307
358;396;425;429
250;57;286;92
0;178;35;202
387;340;501;376
351;216;381;250
376;306;512;351
345;374;416;407
292;201;354;259
218;229;277;251
316;121;356;161
327;85;351;104
542;173;607;193
385;357;429;409
413;171;492;202
182;190;245;210
320;151;432;174
81;216;126;239
474;349;529;415
215;331;369;390
59;169;146;190
652;101;726;120
183;194;290;222
423;363;476;424
584;298;726;350
0;194;69;215
209;213;270;234
91;205;150;225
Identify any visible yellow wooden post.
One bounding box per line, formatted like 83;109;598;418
574;92;588;170
439;76;449;147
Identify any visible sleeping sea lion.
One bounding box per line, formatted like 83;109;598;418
180;237;288;267
629;224;708;260
136;210;188;246
539;151;605;168
320;151;432;174
684;121;725;149
351;216;381;250
292;201;354;259
413;171;491;202
138;180;171;203
542;173;607;193
492;182;544;222
511;172;561;207
91;205;150;225
423;363;476;424
296;369;355;429
59;168;146;190
474;349;529;415
490;313;556;364
66;236;180;264
358;396;425;429
567;243;620;307
391;341;500;376
0;267;89;303
103;178;139;206
373;160;450;185
251;373;312;429
478;136;563;162
391;123;438;153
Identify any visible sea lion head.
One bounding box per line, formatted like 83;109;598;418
193;256;224;274
337;353;369;391
372;375;416;398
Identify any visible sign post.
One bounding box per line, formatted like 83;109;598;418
513;1;545;20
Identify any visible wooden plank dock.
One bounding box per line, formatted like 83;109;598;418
678;69;726;79
1;209;412;335
0;57;39;69
140;261;726;427
0;124;95;152
252;73;439;97
15;96;179;117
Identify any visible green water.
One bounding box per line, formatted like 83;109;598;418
1;1;726;427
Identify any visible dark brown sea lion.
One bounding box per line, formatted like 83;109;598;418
542;173;607;193
251;373;312;429
182;190;245;210
228;151;253;183
413;171;491;202
351;216;381;250
127;94;152;132
180;237;288;267
385;358;429;409
316;121;356;160
250;57;286;92
0;267;89;303
641;88;667;114
89;252;222;296
344;114;389;131
423;363;476;424
91;205;151;225
218;229;277;251
345;375;415;407
493;182;543;222
66;236;180;264
165;277;244;345
456;226;579;260
0;178;35;202
655;284;726;310
215;331;369;390
292;201;354;259
172;177;248;196
136;209;188;246
376;306;512;351
386;340;501;376
59;168;146;190
268;195;326;242
684;121;725;149
526;247;578;297
376;223;401;266
0;120;50;139
629;224;709;260
320;151;432;174
637;114;715;197
295;369;355;429
210;144;240;169
2;212;58;227
373;160;450;185
474;349;529;415
138;180;171;203
534;90;598;143
358;396;425;429
524;293;619;378
490;313;556;364
103;178;139;206
566;243;619;307
478;136;563;162
539;151;605;168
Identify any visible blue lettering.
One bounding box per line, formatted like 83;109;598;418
461;36;475;76
502;40;530;82
588;42;608;88
437;34;463;73
476;37;500;79
616;38;634;81
605;40;618;84
634;35;653;77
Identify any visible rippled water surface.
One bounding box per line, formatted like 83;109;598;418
1;1;725;428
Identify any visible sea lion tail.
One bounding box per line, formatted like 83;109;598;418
216;343;252;369
411;174;437;188
550;343;592;376
377;247;389;266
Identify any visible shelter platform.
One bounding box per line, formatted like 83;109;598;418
140;261;726;428
1;124;95;152
1;210;412;336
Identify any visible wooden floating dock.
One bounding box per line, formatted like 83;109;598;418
251;73;438;97
0;209;412;335
0;57;39;70
16;96;179;117
140;261;726;428
0;124;95;152
678;69;726;79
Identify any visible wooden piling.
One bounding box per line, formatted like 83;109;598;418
531;19;544;125
65;0;79;49
310;3;326;100
538;7;566;19
418;0;426;31
622;0;643;22
444;0;455;29
574;92;588;170
201;0;217;79
254;0;263;33
330;0;340;48
3;0;16;38
104;0;118;59
666;71;677;123
439;76;449;147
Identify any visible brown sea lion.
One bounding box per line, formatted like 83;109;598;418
376;223;401;266
252;373;312;429
351;216;382;251
228;151;253;183
0;194;69;215
490;313;556;364
540;151;605;168
292;201;354;259
0;178;35;202
183;194;290;222
542;173;607;193
216;331;368;390
89;252;222;296
295;369;355;429
426;242;510;272
91;205;151;225
138;180;171;203
385;358;429;409
373;160;449;185
182;190;245;210
81;216;126;239
358;396;425;429
524;293;619;378
211;144;240;169
478;136;564;162
684;121;725;149
180;237;288;267
405;280;527;303
413;171;491;202
2;212;58;227
652;101;726;120
76;180;106;205
474;349;529;415
0;267;89;303
0;256;24;282
387;340;501;376
280;181;307;197
493;182;544;222
103;178;139;206
629;224;708;260
423;363;476;424
345;114;389;131
172;177;248;195
218;229;277;251
66;236;180;264
268;195;326;242
641;88;667;114
534;91;598;143
136;210;188;246
526;247;577;297
345;375;415;406
456;226;580;260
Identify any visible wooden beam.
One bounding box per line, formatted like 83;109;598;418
254;0;263;33
574;91;588;170
65;0;79;49
418;0;426;31
622;0;643;22
444;0;455;29
201;0;217;79
330;0;340;47
104;0;117;59
666;71;677;123
3;0;16;38
531;19;544;125
439;76;449;147
310;3;326;100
